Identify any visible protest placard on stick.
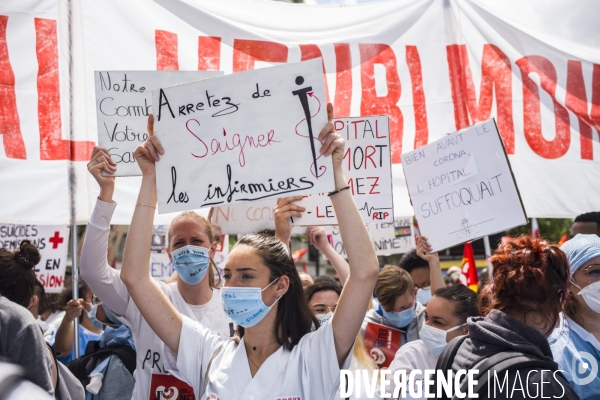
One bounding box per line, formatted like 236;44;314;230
295;115;393;225
94;71;222;176
0;224;70;293
402;119;527;252
152;59;334;214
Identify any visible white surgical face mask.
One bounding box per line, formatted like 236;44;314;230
572;279;600;314
315;311;333;325
416;287;432;305
420;322;466;356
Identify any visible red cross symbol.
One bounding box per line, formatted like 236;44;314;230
49;231;64;249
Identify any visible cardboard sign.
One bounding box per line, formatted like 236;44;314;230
94;71;222;176
152;58;334;214
402;119;527;252
211;200;276;234
363;321;402;368
0;225;70;293
149;225;174;281
149;373;195;400
324;217;415;258
295;115;393;225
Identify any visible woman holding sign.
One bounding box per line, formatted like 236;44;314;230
80;145;232;400
120;104;379;399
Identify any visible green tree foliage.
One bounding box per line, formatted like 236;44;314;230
506;218;573;243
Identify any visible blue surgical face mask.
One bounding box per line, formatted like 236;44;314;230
221;278;280;328
171;245;210;285
416;287;432;305
87;304;105;331
382;305;415;328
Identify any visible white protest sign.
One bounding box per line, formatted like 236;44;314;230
0;225;70;293
152;58;334;214
95;71;222;176
212;200;276;234
149;225;173;281
324;217;415;258
402;119;527;252
295;115;393;225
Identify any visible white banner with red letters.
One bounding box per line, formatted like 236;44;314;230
1;0;599;225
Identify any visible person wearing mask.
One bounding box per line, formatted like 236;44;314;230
388;285;478;397
571;212;600;238
80;137;232;400
50;283;102;364
446;236;579;400
361;236;444;345
118;104;380;398
0;240;54;395
550;234;600;399
305;281;381;399
399;249;433;305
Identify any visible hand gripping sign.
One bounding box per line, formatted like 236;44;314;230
402;119;527;252
152;58;334;214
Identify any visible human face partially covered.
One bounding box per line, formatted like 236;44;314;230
167;218;216;261
424;295;467;342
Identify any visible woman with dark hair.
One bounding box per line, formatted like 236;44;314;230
449;236;579;399
550;234;600;398
0;241;54;394
120;104;379;398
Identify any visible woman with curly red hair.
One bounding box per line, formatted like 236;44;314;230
447;236;579;400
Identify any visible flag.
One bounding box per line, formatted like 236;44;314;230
460;242;479;292
558;233;568;246
532;218;540;239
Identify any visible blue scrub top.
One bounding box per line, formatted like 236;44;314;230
49;325;102;364
549;315;600;400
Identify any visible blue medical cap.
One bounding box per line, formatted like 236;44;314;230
560;234;600;276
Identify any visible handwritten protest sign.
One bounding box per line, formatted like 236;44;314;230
211;200;276;234
295;115;393;225
324;217;415;258
213;234;229;276
94;71;222;176
402;119;527;252
152;58;334;214
0;224;70;293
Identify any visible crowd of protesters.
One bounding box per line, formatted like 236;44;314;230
1;112;599;399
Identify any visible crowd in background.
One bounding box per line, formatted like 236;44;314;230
1;118;600;399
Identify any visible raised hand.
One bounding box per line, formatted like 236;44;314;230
306;226;332;252
274;196;305;248
134;114;165;177
416;235;439;263
317;103;345;177
87;147;117;202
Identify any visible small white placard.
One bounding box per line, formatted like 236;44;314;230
323;217;415;258
152;58;334;214
402;119;527;252
0;224;70;293
94;71;222;176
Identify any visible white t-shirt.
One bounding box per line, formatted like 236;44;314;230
80;199;233;400
387;340;438;399
164;316;352;400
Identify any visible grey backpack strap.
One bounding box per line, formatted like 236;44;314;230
200;343;224;397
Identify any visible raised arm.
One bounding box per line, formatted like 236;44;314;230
119;115;183;354
321;104;380;366
415;235;445;294
80;147;129;316
306;226;350;285
52;299;83;356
